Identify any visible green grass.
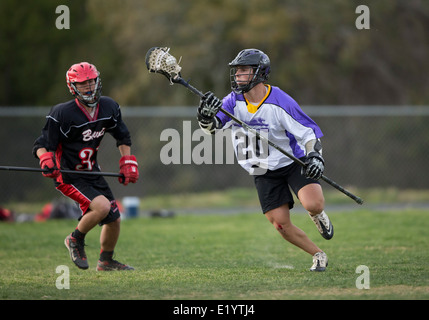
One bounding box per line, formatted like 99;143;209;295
4;187;429;215
0;209;428;300
137;187;429;210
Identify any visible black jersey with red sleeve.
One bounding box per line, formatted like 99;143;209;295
33;96;131;183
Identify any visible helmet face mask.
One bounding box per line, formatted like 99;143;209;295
66;62;102;108
230;65;258;94
71;77;102;108
229;49;270;94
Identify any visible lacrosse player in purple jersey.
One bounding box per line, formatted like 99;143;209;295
197;49;333;271
33;62;139;271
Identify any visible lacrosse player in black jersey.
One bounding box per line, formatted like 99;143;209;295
33;62;139;271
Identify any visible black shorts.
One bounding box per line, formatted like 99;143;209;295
253;159;320;213
56;176;120;226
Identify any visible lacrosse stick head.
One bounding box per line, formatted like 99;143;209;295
145;47;182;84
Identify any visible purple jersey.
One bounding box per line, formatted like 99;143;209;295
216;85;323;173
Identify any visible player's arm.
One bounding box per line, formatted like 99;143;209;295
33;114;61;178
33;146;60;178
197;91;223;135
277;101;324;180
36;147;48;158
305;138;323;156
106;102;139;185
118;144;131;157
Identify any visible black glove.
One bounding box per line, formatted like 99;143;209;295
302;152;324;180
197;91;222;124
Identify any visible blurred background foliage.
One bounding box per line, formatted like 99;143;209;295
1;0;429;107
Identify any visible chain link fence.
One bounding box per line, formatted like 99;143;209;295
0;106;428;205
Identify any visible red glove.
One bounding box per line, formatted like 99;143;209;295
39;152;60;178
119;155;139;185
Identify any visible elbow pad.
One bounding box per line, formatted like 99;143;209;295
305;139;323;156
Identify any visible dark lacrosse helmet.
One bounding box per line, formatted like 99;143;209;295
229;49;270;94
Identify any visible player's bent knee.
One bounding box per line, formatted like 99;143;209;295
91;196;112;219
304;198;325;215
275;223;286;234
274;221;292;234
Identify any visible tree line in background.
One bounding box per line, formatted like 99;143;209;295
1;0;429;107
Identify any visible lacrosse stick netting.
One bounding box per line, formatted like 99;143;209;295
145;47;182;84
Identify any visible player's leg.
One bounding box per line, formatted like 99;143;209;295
97;222;134;271
254;165;319;253
96;202;134;271
100;217;120;252
298;184;334;240
254;165;327;271
76;195;111;233
265;204;321;255
265;205;328;271
64;195;111;269
288;161;334;240
297;183;324;215
58;177;111;270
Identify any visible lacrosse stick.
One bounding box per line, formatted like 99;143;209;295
145;47;363;205
0;166;124;178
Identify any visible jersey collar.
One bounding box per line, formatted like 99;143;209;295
75;98;99;121
245;84;271;114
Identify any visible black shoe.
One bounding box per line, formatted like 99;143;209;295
96;259;134;271
64;233;89;269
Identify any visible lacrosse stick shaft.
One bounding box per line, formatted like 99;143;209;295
176;77;363;205
0;166;124;178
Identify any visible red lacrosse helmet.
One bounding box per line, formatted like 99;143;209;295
66;62;102;108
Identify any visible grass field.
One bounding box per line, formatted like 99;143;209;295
1;204;429;303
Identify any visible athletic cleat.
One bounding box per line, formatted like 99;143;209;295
96;259;135;271
309;211;334;240
310;251;328;272
64;234;89;269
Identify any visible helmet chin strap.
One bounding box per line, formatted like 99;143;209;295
84;100;98;108
75;97;97;110
74;90;97;108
